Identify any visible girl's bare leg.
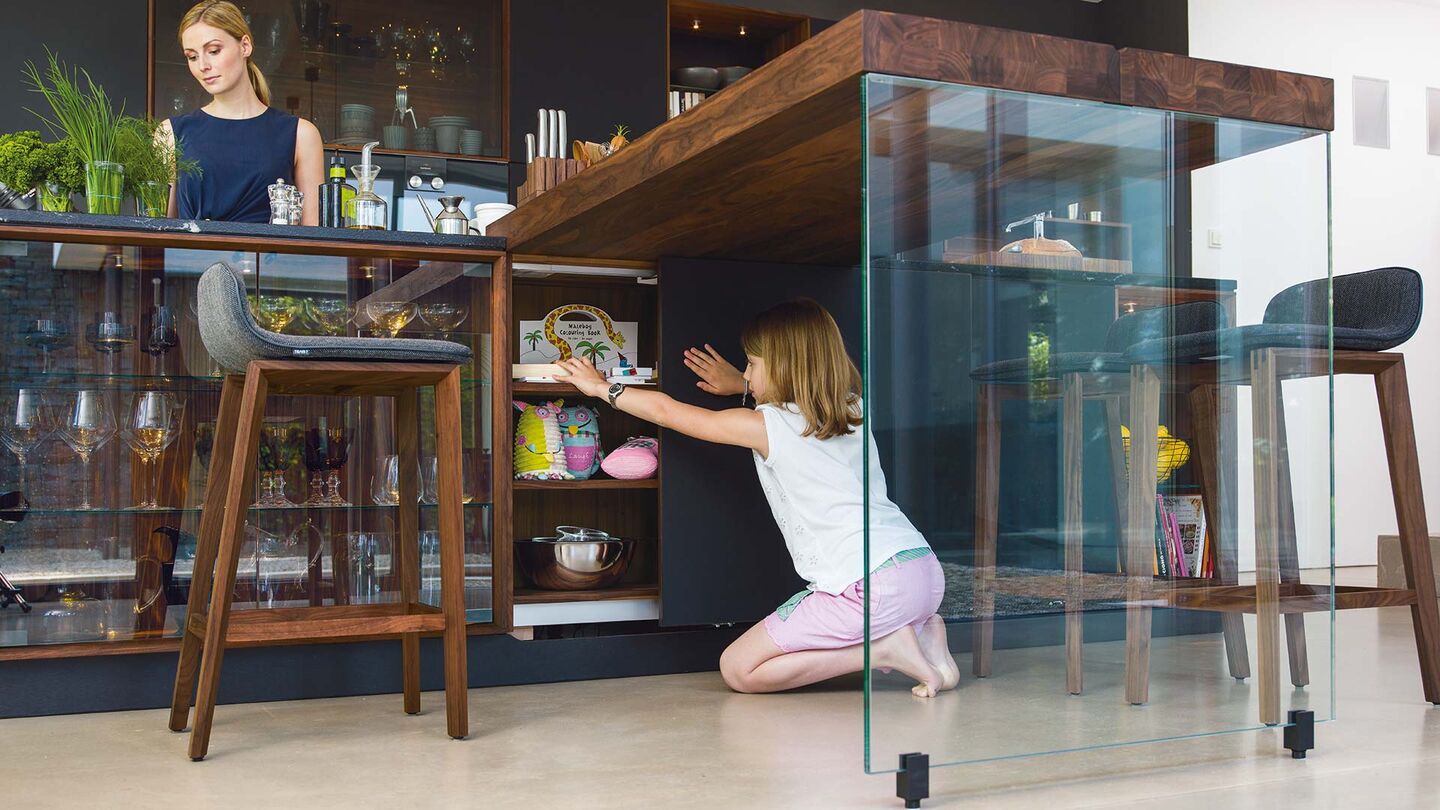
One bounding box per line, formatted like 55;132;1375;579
916;614;960;691
720;621;944;697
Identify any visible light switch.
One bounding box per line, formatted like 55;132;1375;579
1207;229;1224;248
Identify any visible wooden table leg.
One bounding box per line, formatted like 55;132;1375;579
1375;359;1440;704
1063;374;1085;695
1187;384;1251;680
188;367;269;760
396;388;423;716
1250;349;1283;726
1125;365;1161;706
168;376;243;732
435;368;470;739
1271;376;1310;688
972;384;999;679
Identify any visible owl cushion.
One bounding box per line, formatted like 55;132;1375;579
600;436;658;480
514;400;573;480
556;403;603;479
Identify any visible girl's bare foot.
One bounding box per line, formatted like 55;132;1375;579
871;626;944;698
917;614;960;691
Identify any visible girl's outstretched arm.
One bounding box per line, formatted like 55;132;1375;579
555;357;768;457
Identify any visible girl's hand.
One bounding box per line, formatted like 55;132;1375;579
555;356;608;397
683;344;745;396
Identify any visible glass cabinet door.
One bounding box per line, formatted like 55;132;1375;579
0;238;494;648
861;74;1333;770
151;0;507;160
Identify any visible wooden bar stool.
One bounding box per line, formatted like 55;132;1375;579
1127;267;1440;724
168;261;472;760
970;301;1250;694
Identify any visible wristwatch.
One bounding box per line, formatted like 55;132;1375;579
607;382;626;408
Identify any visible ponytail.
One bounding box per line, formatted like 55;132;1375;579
246;59;270;107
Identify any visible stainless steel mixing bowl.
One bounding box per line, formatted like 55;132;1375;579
515;536;636;590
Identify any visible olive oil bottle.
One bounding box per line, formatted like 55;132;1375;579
319;154;356;228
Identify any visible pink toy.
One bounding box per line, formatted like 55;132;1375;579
600;436;658;480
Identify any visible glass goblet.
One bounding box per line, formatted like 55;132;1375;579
148;306;180;358
120;391;179;509
364;301;418;338
324;427;352;505
252;295;300;333
418;302;468;339
302;427;330;505
0;390;54;496
303;297;352;336
23;320;71;374
58;391;116;510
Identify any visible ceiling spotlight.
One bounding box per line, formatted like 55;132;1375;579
692;18;700;30
739;24;747;36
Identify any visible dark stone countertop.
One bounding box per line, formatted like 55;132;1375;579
0;208;506;252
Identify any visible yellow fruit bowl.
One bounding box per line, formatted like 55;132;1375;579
1120;425;1191;483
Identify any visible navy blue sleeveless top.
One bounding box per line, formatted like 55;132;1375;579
170;107;298;223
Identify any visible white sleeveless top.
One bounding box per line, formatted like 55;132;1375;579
752;401;928;595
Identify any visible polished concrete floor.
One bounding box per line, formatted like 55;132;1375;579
2;568;1438;808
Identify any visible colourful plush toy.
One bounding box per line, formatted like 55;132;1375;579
514;400;573;480
600;436;658;480
557;403;602;479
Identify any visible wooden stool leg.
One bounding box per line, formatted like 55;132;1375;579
1103;395;1129;578
168;376;244;732
188;368;270;760
1124;365;1160;705
1375;359;1440;704
435;368;470;739
1271;379;1309;688
1250;349;1283;725
396;389;423;715
1062;374;1085;695
1187;384;1251;680
972;384;1000;678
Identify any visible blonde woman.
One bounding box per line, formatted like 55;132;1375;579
557;299;959;697
161;0;323;224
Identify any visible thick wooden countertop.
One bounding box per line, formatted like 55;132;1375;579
488;9;1332;265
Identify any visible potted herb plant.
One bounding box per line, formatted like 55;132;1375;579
22;50;124;215
0;130;85;212
117;116;199;218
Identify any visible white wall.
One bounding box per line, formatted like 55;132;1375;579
1190;0;1440;568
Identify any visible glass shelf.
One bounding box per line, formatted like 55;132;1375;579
15;502;492;517
0;371;491;386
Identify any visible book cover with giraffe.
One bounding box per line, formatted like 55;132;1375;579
518;303;640;375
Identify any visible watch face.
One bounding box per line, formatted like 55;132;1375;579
609;383;624;396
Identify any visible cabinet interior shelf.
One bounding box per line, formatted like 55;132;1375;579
513;584;659;604
16;502;493;517
513;478;657;491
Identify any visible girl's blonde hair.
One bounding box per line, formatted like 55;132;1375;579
178;1;270;106
741;299;862;440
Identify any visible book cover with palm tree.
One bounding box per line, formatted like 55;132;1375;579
518;304;640;374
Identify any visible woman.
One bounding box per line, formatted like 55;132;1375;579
162;0;323;224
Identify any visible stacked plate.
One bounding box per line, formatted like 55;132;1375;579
460;129;484;156
339;104;374;141
428;115;470;154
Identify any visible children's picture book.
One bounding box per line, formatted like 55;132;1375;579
519;303;641;375
1164;494;1209;579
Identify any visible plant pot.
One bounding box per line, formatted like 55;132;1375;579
135;180;169;218
85;161;124;215
39;183;73;212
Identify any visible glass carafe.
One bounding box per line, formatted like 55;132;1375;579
350;164;387;230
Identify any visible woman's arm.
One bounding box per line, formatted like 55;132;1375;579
556;357;768;457
158;120;178;218
293;119;325;226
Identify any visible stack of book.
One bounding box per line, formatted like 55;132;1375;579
668;90;708;119
607;366;655;385
1153;494;1213;579
511;363;656;386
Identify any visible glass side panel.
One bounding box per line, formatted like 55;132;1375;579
862;74;1333;771
0;239;494;648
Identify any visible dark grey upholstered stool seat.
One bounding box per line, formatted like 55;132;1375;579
969;300;1241;697
171;261;471;761
1119;266;1439;725
197;260;473;367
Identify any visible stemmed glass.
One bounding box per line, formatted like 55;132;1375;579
302;426;330;505
120;392;179;509
22;320;71;374
324;427;351;505
1;390;54;496
252;295;301;333
59;391;116;510
303;297;352;336
364;301;418;338
419;302;468;340
256;421;302;507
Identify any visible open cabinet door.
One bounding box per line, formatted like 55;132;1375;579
658;257;861;626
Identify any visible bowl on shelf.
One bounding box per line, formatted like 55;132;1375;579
671;66;721;90
718;66;752;86
515;533;636;590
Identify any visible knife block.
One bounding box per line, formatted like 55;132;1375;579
518;157;586;206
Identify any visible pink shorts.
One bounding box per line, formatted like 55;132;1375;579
762;551;945;653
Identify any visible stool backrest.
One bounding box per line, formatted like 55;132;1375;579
1264;267;1423;348
1104;300;1229;352
197;260;270;371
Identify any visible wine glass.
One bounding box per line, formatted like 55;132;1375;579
251;295;300;333
22;320;71;374
324;427;351;505
364;301;418;338
302;426;330;505
120;392;179;509
303;297;352;336
370;454;400;505
256;421;302;507
418;302;468;340
59;391;116;510
148;307;179;359
0;390;54;496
